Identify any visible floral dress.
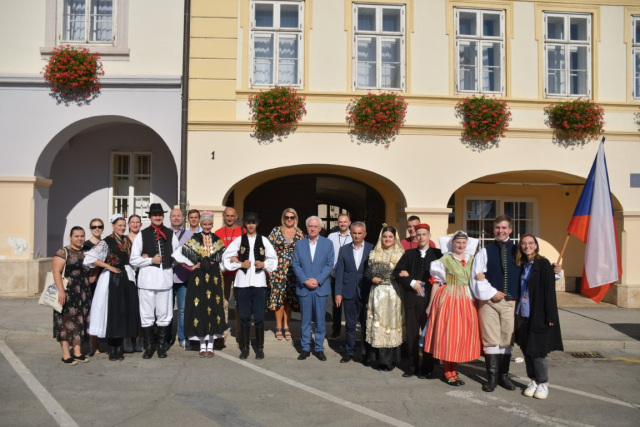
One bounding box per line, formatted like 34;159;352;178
53;247;92;343
267;227;303;311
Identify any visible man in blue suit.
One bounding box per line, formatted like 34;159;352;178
334;222;373;363
293;216;335;361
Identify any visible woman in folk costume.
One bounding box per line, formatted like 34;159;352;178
424;231;481;386
85;214;141;361
172;211;228;358
363;225;405;371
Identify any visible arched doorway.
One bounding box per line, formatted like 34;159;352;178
240;174;385;244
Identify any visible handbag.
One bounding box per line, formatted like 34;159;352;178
38;248;69;313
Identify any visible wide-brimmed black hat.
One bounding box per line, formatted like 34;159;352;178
146;203;168;215
243;212;261;222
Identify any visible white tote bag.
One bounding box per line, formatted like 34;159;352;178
38;248;68;313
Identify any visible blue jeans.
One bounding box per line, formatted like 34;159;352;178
168;282;187;344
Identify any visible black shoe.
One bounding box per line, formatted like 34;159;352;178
417;371;432;380
340;354;353;363
402;367;416;378
142;327;155;360
60;357;77;366
116;346;124;361
255;327;265;360
108;346;118;362
329;330;340;340
315;351;327;361
361;356;371;366
498;355;516;390
445;377;462;387
156;326;168;359
298;351;310;360
482;354;500;392
72;354;89;363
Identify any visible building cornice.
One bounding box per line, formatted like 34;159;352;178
0;74;182;89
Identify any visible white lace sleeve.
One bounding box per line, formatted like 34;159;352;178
83;240;109;267
429;259;447;284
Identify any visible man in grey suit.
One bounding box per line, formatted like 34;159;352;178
334;222;373;363
293;216;335;361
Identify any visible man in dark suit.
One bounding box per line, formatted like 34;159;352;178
293;216;335;361
394;223;442;378
334;222;374;363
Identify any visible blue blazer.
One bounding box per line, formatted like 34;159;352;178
293;236;334;297
335;242;374;301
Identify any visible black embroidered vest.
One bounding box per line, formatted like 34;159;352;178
238;233;266;274
141;226;174;269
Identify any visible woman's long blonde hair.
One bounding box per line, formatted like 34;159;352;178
280;208;301;232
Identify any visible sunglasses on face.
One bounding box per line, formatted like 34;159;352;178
90;225;104;230
285;216;296;220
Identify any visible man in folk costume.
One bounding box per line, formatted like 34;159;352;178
130;203;179;359
393;223;442;378
222;212;277;359
472;215;562;392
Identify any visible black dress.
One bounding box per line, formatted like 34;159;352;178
180;233;228;339
101;235;141;338
53;247;92;342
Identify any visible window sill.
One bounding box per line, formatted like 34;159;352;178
40;46;131;61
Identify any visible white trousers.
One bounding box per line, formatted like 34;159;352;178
138;288;173;327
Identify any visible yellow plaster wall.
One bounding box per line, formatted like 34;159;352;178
0;180;36;260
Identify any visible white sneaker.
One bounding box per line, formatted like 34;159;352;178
135;336;144;352
534;383;549;399
123;337;134;353
181;340;191;351
523;380;537;397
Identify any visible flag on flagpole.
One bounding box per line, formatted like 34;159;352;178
567;137;622;303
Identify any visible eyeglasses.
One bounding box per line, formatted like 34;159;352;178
90;225;104;230
284;216;296;220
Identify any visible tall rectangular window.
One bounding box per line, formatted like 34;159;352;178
250;1;304;88
353;4;405;91
633;16;640;100
455;8;505;95
61;0;114;44
544;13;591;98
111;153;152;219
464;197;537;249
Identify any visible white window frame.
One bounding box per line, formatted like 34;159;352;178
59;0;117;44
454;8;505;95
352;3;406;91
42;0;130;59
109;152;153;220
632;16;640;100
463;196;539;249
249;0;304;88
543;12;592;99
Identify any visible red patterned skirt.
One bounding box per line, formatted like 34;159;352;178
424;284;481;362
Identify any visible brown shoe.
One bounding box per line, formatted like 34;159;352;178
207;350;215;358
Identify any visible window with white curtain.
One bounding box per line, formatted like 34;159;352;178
61;0;115;44
455;8;504;95
544;13;592;98
250;1;304;88
632;16;640;100
110;153;152;219
353;4;405;91
464;197;538;249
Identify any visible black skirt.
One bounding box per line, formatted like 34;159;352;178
105;271;141;338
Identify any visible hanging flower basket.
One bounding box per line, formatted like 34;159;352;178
544;99;604;145
346;92;407;147
249;86;307;142
455;96;511;145
42;45;104;106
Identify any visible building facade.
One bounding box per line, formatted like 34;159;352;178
0;0;184;296
186;0;640;307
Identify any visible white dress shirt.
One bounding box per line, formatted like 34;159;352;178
222;235;277;288
352;243;364;270
328;231;352;277
129;232;179;290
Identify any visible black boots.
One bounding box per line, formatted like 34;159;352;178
482;354;499;392
498;354;516;390
108;346;118;361
156;326;168;359
239;325;251;359
142;326;155;359
255;327;265;360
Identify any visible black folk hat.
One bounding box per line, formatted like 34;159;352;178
243;212;261;222
146;203;168;215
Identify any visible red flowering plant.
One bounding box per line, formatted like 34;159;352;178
455;96;511;145
346;92;407;147
42;45;104;106
249;86;307;142
544;99;604;146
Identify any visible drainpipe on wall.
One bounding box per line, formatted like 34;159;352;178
179;0;191;214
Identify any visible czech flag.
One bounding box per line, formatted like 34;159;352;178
567;138;622;303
